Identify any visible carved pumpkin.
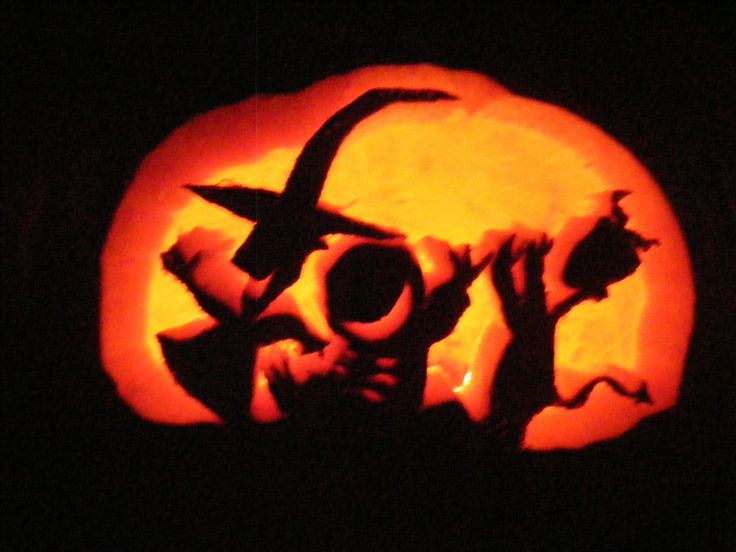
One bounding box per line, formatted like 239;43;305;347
101;64;694;449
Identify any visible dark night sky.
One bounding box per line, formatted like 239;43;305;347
5;3;734;549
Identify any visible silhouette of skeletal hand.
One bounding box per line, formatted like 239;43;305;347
491;234;553;331
422;243;495;342
450;244;495;286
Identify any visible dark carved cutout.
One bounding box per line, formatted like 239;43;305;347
156;88;656;450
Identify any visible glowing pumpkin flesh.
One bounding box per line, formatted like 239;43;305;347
101;65;694;449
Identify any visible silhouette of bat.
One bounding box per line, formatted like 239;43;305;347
186;88;457;314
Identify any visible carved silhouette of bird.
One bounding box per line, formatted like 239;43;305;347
186;88;457;314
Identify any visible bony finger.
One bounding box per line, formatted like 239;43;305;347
542;236;554;255
471;249;494;279
494;235;515;265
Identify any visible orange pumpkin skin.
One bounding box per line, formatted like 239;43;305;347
100;64;694;449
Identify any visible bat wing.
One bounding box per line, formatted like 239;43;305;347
187;183;402;240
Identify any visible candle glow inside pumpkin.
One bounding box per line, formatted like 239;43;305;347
101;65;694;449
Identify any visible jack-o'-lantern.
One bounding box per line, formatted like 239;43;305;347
100;64;694;450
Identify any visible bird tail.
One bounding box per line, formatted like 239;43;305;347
283;87;457;207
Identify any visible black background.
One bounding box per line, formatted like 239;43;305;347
5;2;734;549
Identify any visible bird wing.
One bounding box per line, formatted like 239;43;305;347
187;182;402;240
184;184;281;222
311;207;403;239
